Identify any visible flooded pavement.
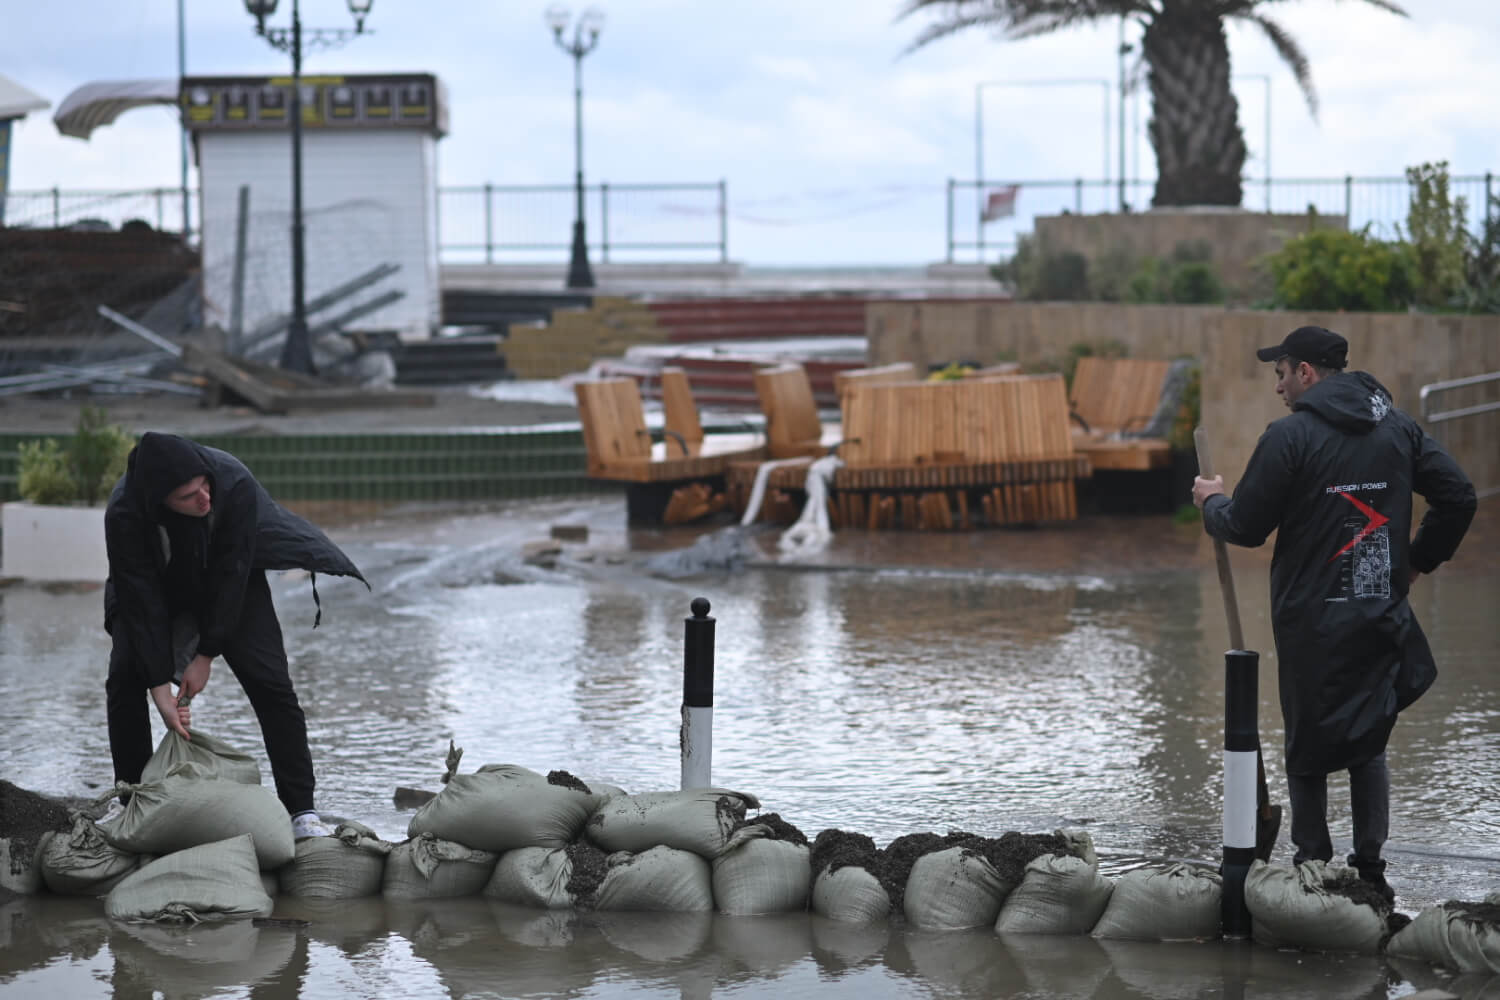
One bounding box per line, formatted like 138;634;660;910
2;497;1498;998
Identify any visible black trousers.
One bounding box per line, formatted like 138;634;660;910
1286;752;1389;877
106;569;316;815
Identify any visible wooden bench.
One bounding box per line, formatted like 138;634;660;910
834;374;1086;528
832;362;918;400
1068;357;1174;471
751;363;842;458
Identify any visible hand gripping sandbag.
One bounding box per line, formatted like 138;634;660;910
278;820;394;899
483;847;575;909
585;788;759;859
902;846;1011;930
1090;863;1222;941
40;814;141;895
99;762;294;871
711;823;811;915
1385;894;1500;974
407;763;601;852
140;730;261;785
593;846;715;912
381;832;498;899
995;854;1115;934
104;834;272;923
1244;859;1387;954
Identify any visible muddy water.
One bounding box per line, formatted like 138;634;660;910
3;497;1498;999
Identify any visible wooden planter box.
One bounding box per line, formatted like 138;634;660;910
1;501;108;583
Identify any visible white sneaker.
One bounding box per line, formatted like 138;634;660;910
290;811;333;839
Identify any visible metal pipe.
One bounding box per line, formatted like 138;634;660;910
680;597;715;790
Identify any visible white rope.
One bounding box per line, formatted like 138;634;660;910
739;457;815;527
778;454;844;559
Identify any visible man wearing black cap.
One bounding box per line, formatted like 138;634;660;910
1191;326;1476;902
102;432;369;839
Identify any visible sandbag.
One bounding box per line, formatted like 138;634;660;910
585;788;759;859
711;824;811;915
140;730;261;785
381;833;497;899
279;821;393;899
811;865;891;924
1091;863;1222;941
407;764;602;852
104;834;272;923
903;846;1010;930
1385;895;1500;974
1245;860;1386;954
995;854;1114;934
0;833;51;897
594;846;714;912
483;847;574;909
40;814;141;895
101;762;294;870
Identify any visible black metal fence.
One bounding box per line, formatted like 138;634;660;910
947;172;1499;262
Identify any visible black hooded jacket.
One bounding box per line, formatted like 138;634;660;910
1203;371;1476;775
103;433;369;688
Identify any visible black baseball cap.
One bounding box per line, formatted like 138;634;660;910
1256;326;1348;369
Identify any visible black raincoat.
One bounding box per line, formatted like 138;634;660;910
103;434;369;689
1203;371;1475;775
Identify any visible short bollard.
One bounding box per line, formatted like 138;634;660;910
680;597;715;790
1222;648;1260;938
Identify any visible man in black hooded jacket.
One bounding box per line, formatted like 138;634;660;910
1192;326;1476;901
103;432;368;838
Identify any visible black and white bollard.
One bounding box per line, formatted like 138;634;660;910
1222;648;1260;938
680;597;715;790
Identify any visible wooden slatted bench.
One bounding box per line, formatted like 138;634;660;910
833;374;1086;529
751;363;843;459
1068;357;1174;471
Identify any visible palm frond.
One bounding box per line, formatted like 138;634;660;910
1237;12;1317;119
897;0;1151;53
1349;0;1409;17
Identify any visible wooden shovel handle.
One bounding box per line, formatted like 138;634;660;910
1194;427;1246;652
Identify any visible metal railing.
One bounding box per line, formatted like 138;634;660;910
948;172;1498;262
1421;370;1500;499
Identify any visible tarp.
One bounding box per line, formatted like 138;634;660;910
54;79;177;140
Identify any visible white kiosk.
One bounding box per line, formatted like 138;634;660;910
181;72;448;342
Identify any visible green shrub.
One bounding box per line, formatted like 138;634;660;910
17;440;78;506
1168;262;1225;305
1403;161;1469;309
16;407;136;506
1462;192;1500;313
1262;227;1416;312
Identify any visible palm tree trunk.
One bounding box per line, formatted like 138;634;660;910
1145;9;1246;207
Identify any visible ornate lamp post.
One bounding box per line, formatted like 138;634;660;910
546;5;604;290
243;0;372;374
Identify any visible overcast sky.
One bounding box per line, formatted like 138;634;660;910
4;0;1498;266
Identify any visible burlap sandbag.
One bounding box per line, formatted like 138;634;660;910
104;834;272;923
1245;859;1386;954
381;833;497;899
0;833;52;897
483;847;574;909
585;788;759;859
996;854;1114;934
101;762;294;871
1090;863;1221;941
40;814;141;895
278;821;393;899
594;846;714;912
811;865;891;924
140;730;261;785
407;764;600;852
1385;895;1500;974
903;846;1011;930
711;824;810;915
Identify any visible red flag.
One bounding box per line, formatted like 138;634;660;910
981;184;1019;223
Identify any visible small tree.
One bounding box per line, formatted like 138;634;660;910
16;407;135;506
1403;161;1469;309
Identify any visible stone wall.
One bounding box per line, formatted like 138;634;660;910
866;301;1500;496
1032;209;1344;299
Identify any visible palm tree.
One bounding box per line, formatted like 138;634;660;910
900;0;1408;208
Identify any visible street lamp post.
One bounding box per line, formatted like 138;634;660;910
547;5;604;291
1234;74;1272;212
243;0;372;375
974;78;1110;258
